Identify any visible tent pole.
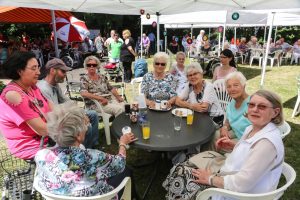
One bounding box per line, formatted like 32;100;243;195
263;25;267;45
164;27;167;52
156;12;160;52
208;28;211;39
218;32;221;57
191;24;193;38
234;27;236;46
222;23;226;50
260;12;275;88
140;16;143;58
274;26;278;42
51;10;59;58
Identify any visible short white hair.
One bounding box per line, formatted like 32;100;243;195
83;55;100;69
185;62;203;74
224;71;247;87
153;52;169;65
47;101;89;147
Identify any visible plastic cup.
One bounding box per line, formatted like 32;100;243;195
173;115;182;131
187;110;194;125
142;121;151;139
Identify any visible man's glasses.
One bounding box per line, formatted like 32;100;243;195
155;62;166;67
86;64;98;68
247;102;274;111
187;72;200;78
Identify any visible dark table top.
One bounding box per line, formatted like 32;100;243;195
111;109;216;151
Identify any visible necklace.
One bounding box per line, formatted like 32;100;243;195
12;81;43;108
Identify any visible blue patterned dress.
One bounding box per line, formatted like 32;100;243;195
141;72;177;101
34;146;125;198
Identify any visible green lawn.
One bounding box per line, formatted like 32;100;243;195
103;60;300;199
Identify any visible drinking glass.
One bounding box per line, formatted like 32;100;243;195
187;109;194;125
142;121;151;139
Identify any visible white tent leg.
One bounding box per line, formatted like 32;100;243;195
260;12;275;88
140;16;143;58
156;12;160;52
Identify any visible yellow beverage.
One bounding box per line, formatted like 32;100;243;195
142;126;150;139
187;114;194;125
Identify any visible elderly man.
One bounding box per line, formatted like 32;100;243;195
37;58;100;149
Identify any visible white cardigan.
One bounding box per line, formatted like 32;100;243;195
214;122;284;200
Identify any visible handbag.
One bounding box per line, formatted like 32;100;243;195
188;151;226;174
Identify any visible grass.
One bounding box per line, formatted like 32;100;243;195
101;60;300;199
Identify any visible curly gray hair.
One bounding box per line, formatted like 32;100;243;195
47;101;89;147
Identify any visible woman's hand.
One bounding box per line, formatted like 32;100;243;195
147;100;156;109
99;98;108;106
215;137;236;151
192;168;211;185
220;126;230;138
191;102;209;112
120;132;137;145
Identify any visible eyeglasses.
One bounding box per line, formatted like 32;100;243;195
219;56;228;59
155;62;166;67
187;72;200;78
86;64;98;68
247;102;274;111
26;66;40;71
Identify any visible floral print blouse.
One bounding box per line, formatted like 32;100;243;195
34;146;125;198
80;74;113;110
141;72;177;101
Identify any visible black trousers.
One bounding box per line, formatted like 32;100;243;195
122;61;133;82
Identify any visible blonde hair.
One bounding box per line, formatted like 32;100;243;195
122;29;131;38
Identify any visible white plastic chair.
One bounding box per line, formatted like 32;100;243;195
280;51;292;65
196;162;296;200
34;177;131;200
130;77;143;96
249;48;264;67
277;121;291;139
292;77;300;118
85;98;112;145
213;79;232;113
267;50;282;68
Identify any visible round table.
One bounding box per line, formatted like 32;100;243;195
111;108;216;151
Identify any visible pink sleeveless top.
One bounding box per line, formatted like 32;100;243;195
0;83;50;159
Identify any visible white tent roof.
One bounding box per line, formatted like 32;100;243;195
142;10;300;27
0;0;300;15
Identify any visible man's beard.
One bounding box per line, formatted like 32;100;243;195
55;76;65;83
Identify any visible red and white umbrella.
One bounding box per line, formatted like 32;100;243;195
55;16;89;42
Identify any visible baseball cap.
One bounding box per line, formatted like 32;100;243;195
45;58;72;71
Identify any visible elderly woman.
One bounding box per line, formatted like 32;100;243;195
214;71;251;151
212;49;237;82
80;56;124;117
121;29;137;83
141;52;177;109
34;102;137;197
176;62;224;126
164;90;284;199
0;51;51;159
169;51;188;96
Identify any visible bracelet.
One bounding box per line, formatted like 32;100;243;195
119;143;129;150
208;174;215;186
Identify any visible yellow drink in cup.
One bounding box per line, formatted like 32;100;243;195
142;122;151;139
187;110;194;125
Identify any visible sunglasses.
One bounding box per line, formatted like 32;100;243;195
155;62;166;67
247;102;274;111
187;72;200;78
86;64;98;68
